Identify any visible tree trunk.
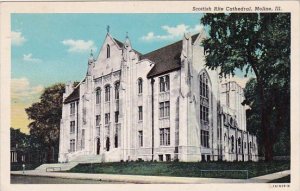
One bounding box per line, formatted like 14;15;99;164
258;82;273;161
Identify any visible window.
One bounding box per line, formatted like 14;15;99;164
70;139;75;152
158;155;163;161
238;138;241;154
138;106;143;121
201;130;209;148
81;129;85;149
105;113;110;125
96;88;101;104
138;78;143;94
138;131;143;147
105;85;110;102
96;115;100;126
159;102;164;117
106;137;110;151
165;101;170;117
115;82;120;100
165;75;170;91
107;44;110;58
70;102;75;115
166;154;171;162
114;129;118;148
159;75;170;92
70;121;75;134
159;101;170;118
160;128;170;146
231;136;235;152
115;111;119;123
199;72;209;123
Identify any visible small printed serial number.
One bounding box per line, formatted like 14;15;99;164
272;184;290;188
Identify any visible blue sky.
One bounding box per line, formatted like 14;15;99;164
12;13;204;87
11;13;205;132
11;13;251;133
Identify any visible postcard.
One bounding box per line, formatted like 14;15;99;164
0;1;299;191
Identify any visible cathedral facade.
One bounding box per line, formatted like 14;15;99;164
58;30;258;163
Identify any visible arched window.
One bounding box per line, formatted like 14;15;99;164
199;71;210;123
138;78;143;94
96;88;101;104
105;85;110;102
115;82;120;100
106;44;110;58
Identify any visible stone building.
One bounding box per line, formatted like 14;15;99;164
58;29;258;163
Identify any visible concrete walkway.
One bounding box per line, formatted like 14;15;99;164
11;170;290;184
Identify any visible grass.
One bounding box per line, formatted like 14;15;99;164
11;163;42;171
268;175;290;183
68;160;290;179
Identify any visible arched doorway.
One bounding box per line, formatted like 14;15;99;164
96;138;100;155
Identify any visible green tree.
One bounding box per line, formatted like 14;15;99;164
25;83;65;163
201;13;290;161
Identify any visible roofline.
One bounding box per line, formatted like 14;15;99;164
147;67;180;79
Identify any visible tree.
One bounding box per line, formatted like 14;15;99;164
201;13;290;161
243;78;290;157
25;83;65;163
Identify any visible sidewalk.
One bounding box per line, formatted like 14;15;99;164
11;170;290;184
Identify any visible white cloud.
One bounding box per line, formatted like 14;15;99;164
23;53;42;63
11;77;44;104
141;24;204;42
62;39;96;53
11;31;26;46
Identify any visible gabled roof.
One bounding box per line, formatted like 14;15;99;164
64;85;80;104
141;33;199;78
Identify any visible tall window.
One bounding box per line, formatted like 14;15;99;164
107;44;110;58
96;115;100;126
70;102;75;115
159;101;170;118
238;138;241;154
231;136;235;152
159;75;170;92
115;82;120;100
115;111;119;123
138;78;143;94
70;139;75;152
199;72;209;123
159;102;164;117
114;127;118;148
105;85;110;102
138;106;143;121
160;128;170;146
106;137;110;151
105;113;110;125
96;88;101;104
201;130;209;148
138;131;143;147
70;121;75;134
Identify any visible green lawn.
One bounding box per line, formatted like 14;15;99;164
11;163;42;171
68;161;290;179
268;175;290;183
